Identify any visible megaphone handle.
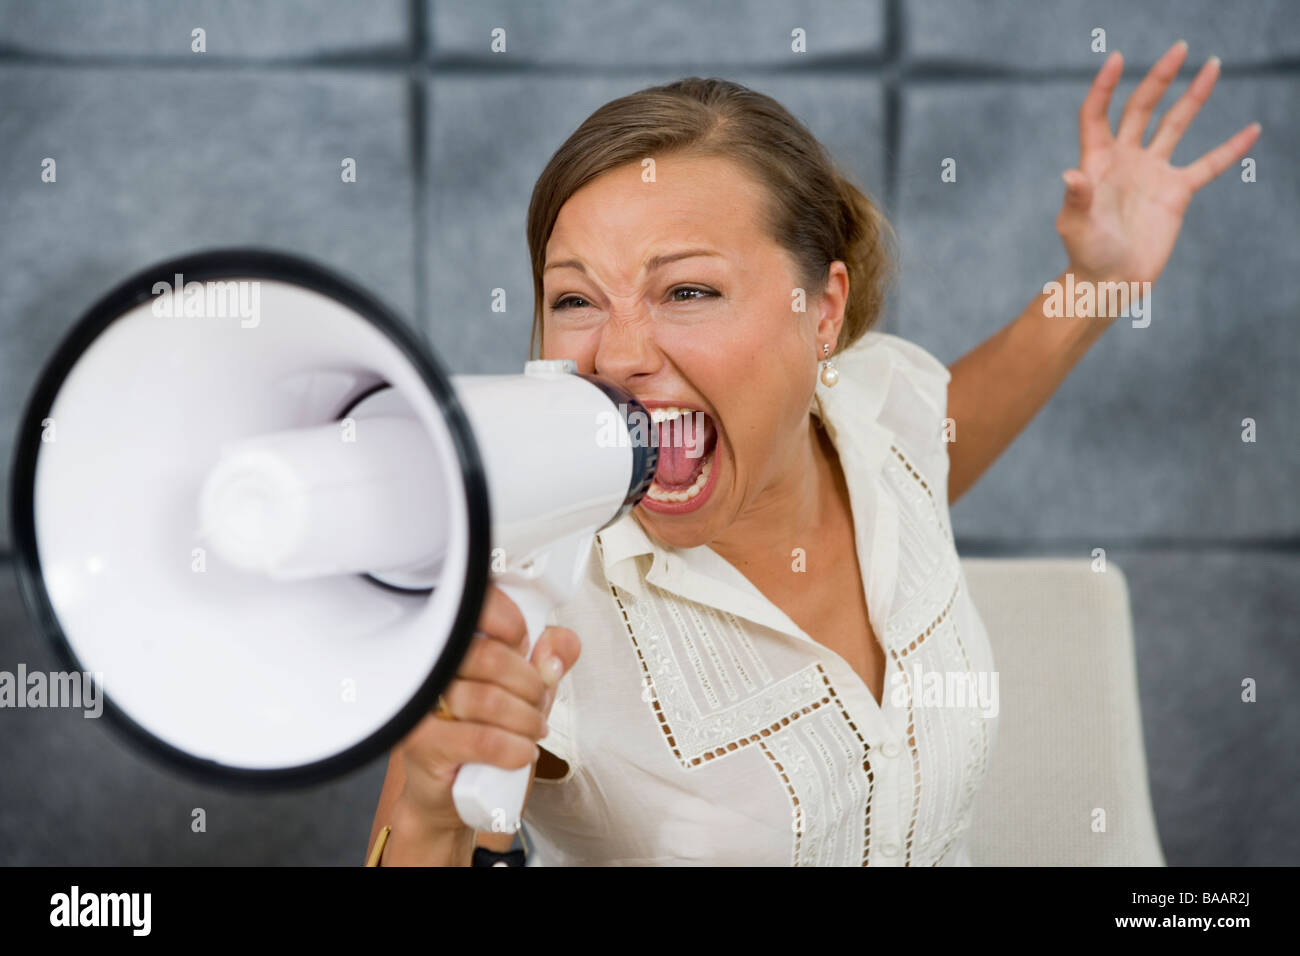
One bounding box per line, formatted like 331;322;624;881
450;579;553;834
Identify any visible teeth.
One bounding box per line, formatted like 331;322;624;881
648;406;694;424
647;448;714;503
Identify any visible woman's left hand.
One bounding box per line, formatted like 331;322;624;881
1056;40;1261;289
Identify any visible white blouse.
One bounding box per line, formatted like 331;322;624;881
523;330;1000;866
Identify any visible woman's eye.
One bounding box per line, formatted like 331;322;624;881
553;289;716;310
670;286;717;302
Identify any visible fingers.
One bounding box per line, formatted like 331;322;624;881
1179;121;1262;192
412;710;540;773
442;677;549;741
1116;39;1189;146
416;588;581;777
1060;169;1093;214
456;632;548;708
1148;53;1221;159
1078;50;1123;156
476;585;528;653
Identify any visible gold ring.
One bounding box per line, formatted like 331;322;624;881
435;694;456;721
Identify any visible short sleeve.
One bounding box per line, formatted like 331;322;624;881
855;331;952;497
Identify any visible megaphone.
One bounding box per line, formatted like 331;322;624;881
8;249;657;834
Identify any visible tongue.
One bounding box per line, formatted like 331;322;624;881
654;413;716;487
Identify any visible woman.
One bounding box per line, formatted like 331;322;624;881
367;41;1258;866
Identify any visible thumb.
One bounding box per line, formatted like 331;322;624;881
531;625;581;692
1061;169;1093;213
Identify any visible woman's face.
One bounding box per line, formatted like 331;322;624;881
540;153;845;550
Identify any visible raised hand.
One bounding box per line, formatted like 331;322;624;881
1056;40;1261;289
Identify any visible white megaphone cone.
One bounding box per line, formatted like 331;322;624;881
9;250;656;836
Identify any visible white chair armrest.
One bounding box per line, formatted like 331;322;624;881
961;557;1165;866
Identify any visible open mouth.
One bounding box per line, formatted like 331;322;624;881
644;406;719;507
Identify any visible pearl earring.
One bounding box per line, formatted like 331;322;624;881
820;342;839;387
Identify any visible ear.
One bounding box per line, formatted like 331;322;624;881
816;260;849;349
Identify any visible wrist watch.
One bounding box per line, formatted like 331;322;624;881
365;826;528;866
472;846;527;867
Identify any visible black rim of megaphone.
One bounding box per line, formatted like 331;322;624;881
7;248;493;790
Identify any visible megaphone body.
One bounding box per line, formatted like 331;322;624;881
9;250;656;836
437;369;655;832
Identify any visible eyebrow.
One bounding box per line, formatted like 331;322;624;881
543;248;723;275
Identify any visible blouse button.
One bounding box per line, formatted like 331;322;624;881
881;842;900;857
880;740;900;758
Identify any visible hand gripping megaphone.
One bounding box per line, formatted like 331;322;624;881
8;249;657;835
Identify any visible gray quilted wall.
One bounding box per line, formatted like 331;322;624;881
1;0;1296;865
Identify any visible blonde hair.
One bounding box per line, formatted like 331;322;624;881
525;76;897;361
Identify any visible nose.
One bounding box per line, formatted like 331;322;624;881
592;309;661;388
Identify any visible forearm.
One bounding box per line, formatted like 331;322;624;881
945;267;1118;504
